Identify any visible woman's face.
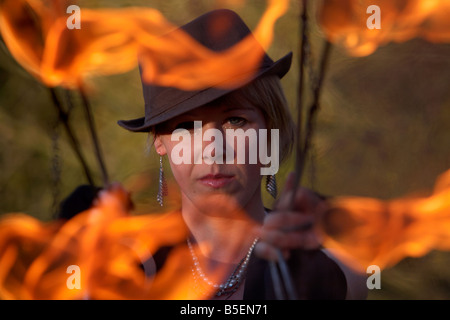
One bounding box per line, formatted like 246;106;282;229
154;99;268;215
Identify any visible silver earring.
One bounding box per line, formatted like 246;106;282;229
266;174;277;199
157;155;168;206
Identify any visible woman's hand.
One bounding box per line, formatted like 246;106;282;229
255;172;327;261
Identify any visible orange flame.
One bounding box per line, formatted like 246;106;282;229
318;0;450;56
0;185;191;299
0;0;289;89
320;168;450;272
0;183;258;299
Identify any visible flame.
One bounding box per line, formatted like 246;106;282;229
0;0;289;89
0;185;187;299
0;0;67;79
320;169;450;272
318;0;450;56
0;183;258;299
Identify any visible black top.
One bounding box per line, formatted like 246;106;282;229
149;244;347;300
243;248;347;299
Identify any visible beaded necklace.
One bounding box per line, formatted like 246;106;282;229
187;237;259;297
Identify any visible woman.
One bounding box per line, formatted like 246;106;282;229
117;9;365;300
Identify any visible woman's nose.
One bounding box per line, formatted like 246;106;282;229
195;121;226;164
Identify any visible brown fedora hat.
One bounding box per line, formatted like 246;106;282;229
118;9;292;132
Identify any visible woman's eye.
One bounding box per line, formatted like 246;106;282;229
226;117;247;127
175;121;195;130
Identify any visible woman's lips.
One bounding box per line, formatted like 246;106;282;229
198;174;235;188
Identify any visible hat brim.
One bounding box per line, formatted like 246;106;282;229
118;51;292;132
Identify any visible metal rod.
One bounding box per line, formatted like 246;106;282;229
79;87;110;187
267;0;309;301
267;0;310;301
269;250;299;300
271;40;332;301
291;40;332;201
269;0;333;300
48;87;95;186
269;261;285;300
291;0;309;205
275;250;298;300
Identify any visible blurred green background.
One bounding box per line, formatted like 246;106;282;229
0;0;449;299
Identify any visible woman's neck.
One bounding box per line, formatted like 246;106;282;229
181;191;265;264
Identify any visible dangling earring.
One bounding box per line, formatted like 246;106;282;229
266;174;277;199
157;155;168;206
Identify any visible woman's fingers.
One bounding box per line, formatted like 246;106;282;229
255;211;322;261
255;229;321;261
254;239;292;261
254;241;283;261
257;221;321;249
275;185;321;213
255;172;326;261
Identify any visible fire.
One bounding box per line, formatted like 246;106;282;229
0;185;189;299
0;0;289;89
320;169;450;272
318;0;450;56
0;184;258;299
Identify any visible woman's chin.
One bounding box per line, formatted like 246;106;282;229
192;193;247;217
